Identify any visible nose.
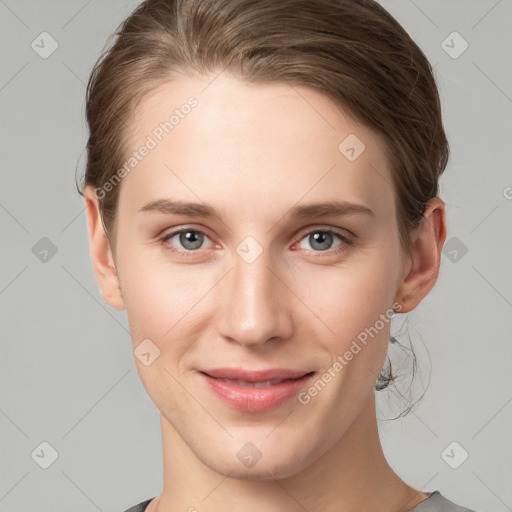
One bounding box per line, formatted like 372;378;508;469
216;248;294;348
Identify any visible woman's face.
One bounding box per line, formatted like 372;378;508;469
106;73;410;479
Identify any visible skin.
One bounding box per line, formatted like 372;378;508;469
84;73;446;512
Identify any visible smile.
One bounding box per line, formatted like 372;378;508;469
198;368;316;412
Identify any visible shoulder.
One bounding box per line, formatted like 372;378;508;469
411;491;480;512
122;498;154;512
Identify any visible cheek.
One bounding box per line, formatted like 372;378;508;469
302;250;399;340
297;246;400;397
120;256;203;404
123;266;196;340
118;247;222;381
116;244;174;338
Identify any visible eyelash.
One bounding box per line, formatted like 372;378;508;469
160;227;354;258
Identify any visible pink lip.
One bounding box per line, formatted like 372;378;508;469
199;367;315;412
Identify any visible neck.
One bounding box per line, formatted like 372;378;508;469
150;392;429;512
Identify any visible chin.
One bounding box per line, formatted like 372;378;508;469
198;442;313;482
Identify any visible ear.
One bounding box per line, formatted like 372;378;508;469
84;186;126;310
394;197;447;313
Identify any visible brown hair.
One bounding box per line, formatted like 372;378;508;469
77;0;449;393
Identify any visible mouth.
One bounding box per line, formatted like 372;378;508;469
198;368;316;412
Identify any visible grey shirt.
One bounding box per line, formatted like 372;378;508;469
122;491;479;511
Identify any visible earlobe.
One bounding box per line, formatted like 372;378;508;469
395;198;447;313
84;187;126;310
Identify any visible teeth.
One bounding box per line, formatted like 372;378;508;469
253;380;282;387
220;378;285;387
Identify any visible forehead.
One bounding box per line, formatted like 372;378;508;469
118;73;395;220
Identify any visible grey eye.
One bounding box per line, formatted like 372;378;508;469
298;231;342;251
164;230;208;251
178;230;204;250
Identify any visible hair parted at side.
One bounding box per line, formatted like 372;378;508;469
78;0;449;393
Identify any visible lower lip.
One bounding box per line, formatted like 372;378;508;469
200;372;315;412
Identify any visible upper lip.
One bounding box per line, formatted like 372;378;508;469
200;367;314;382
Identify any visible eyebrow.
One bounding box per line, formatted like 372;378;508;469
138;199;374;219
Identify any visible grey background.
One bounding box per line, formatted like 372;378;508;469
0;0;511;510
